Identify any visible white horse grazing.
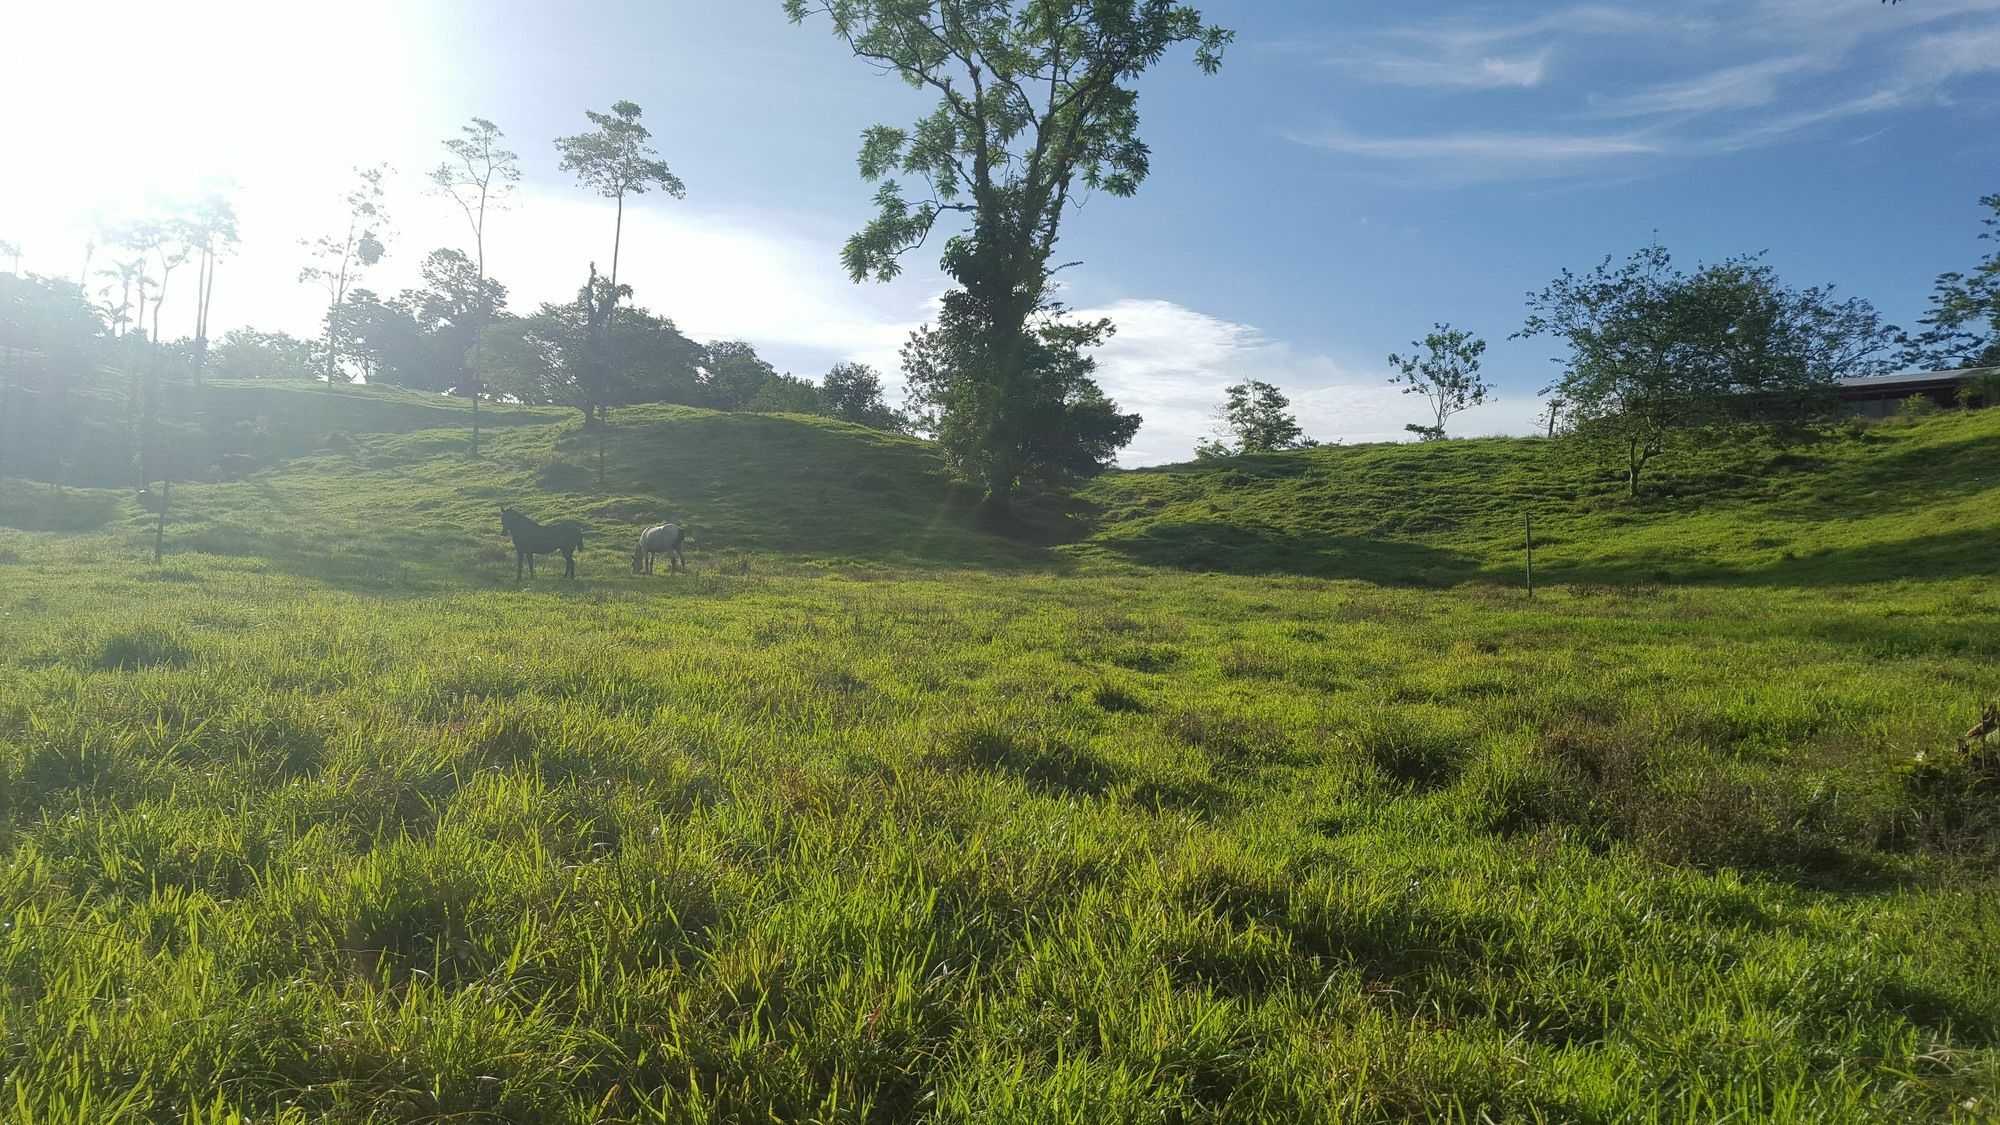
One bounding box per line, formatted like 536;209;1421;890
633;523;686;574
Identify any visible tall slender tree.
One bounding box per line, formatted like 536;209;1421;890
114;217;189;349
185;193;239;383
299;164;391;389
432;117;520;454
1387;324;1491;441
554;101;684;297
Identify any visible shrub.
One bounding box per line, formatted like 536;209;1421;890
1955;371;2000;409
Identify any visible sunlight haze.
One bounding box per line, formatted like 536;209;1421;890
4;0;1996;462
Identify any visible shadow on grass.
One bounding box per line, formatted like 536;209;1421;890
1508;526;1998;594
1094;520;1477;585
0;483;125;533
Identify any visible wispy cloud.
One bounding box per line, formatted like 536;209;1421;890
1288;0;2000;183
1345;47;1553;91
1586;56;1819;118
1287;123;1663;184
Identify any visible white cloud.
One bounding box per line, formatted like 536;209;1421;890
1071;299;1542;466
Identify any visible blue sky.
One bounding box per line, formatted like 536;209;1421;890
3;0;1996;463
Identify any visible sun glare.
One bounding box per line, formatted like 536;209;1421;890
0;0;417;246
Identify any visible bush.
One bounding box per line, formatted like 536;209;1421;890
1955;371;2000;409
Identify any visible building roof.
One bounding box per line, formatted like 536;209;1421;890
1838;366;1996;390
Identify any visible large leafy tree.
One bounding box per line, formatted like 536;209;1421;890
555;101;685;297
1195;379;1315;458
1521;244;1896;496
482;286;702;420
341;250;507;393
786;0;1229;502
208;328;321;381
1903;192;2000;371
701;340;786;413
433;116;520;453
1387;324;1491;441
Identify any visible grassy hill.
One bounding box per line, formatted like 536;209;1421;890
7;379;1997;587
1;384;1998;1122
1080;409;2000;587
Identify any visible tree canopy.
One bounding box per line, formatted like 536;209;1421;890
822;362;907;431
1387;324;1491;441
1903;192;2000;371
555;101;684;293
787;0;1229;502
1521;243;1896;495
1196;379;1315;458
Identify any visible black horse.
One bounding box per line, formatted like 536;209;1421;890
501;507;583;579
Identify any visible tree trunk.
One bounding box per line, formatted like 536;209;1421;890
1626;438;1648;497
471;227;486;457
610;192;624;297
194;246;218;383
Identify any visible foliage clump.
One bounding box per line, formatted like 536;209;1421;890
1195;379;1316;457
1520;243;1896;495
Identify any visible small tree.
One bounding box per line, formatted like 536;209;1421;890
1903;192;2000;371
1195;379;1315;457
95;256;147;339
822;361;905;430
1521;243;1896;496
1954;370;2000;409
299;165;391;388
555;101;684;297
432;116;520;454
1387;324;1490;440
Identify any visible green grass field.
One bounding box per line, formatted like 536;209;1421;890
1;383;1997;1122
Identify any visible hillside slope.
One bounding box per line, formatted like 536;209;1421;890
1080;409;2000;587
2;379;1996;589
0;383;1039;588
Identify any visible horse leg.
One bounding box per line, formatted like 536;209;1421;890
516;550;524;581
563;548;575;579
